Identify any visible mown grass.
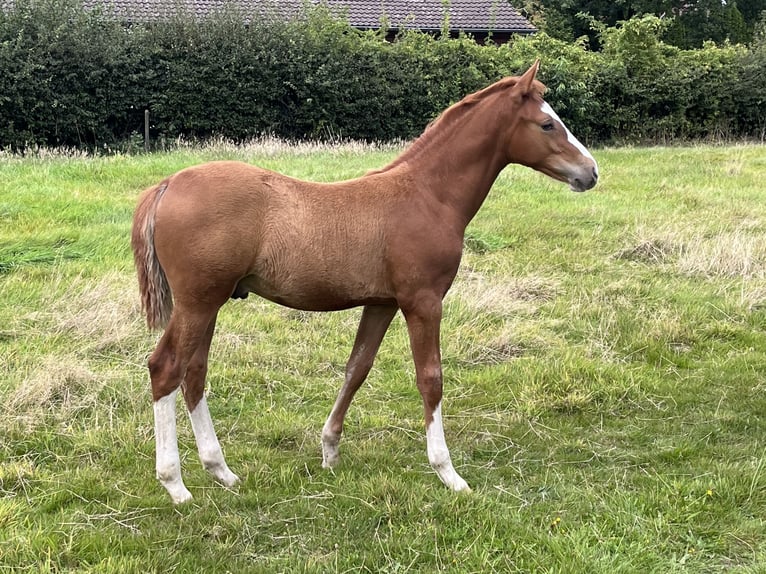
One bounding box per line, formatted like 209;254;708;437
1;141;765;572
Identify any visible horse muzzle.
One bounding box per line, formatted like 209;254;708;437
569;165;599;192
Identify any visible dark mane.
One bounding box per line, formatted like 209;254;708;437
369;77;546;175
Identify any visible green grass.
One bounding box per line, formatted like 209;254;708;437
1;140;765;572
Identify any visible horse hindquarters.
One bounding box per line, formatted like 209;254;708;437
132;181;240;504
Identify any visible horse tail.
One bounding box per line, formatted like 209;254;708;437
131;181;173;330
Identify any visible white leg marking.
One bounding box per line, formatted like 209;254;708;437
322;385;351;468
321;419;341;469
321;363;363;469
540;101;598;176
154;390;193;504
426;402;471;492
189;395;240;487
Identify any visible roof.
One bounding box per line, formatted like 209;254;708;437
73;0;536;34
325;1;535;33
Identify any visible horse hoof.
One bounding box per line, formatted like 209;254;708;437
165;483;193;504
217;469;240;488
321;435;341;468
322;454;340;469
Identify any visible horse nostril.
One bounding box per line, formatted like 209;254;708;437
592;167;599;181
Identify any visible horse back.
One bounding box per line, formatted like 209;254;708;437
152;161;407;311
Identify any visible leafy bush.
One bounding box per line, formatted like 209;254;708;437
593;16;746;142
0;0;150;148
731;15;766;139
0;1;764;150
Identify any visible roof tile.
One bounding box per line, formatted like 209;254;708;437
328;0;535;32
81;0;535;33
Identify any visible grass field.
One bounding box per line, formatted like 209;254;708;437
1;141;765;573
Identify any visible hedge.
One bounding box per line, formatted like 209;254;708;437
0;1;764;150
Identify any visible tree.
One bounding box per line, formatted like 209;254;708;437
508;0;763;48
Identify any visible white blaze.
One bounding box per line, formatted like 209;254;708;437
540;101;598;175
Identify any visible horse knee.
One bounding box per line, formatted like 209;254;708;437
418;364;442;383
416;366;443;403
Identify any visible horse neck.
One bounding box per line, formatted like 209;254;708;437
393;96;516;229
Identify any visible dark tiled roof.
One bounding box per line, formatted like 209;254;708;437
82;0;303;21
76;0;535;34
329;1;535;33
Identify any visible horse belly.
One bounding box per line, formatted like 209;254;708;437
241;255;392;312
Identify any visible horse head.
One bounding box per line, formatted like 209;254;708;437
507;60;599;192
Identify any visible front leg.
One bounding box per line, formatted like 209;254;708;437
322;304;398;468
403;297;470;492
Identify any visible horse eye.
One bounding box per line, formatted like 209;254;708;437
542;122;555;132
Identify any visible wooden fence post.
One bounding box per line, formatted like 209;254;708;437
144;109;150;152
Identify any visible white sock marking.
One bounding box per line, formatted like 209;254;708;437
189;395;239;487
426;402;470;492
540;101;598;175
154;390;192;504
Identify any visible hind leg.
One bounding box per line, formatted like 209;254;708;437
149;305;219;504
153;389;189;503
182;314;240;488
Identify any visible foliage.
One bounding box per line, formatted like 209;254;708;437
0;0;149;148
0;0;765;149
734;12;766;139
591;16;751;141
509;0;763;49
498;32;600;141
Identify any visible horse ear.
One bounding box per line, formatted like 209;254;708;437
516;59;540;96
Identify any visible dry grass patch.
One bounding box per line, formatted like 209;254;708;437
164;135;403;162
42;271;146;355
448;269;560;317
678;229;766;278
461;331;528;365
3;272;147;430
3;355;104;430
615;238;674;264
738;282;766;311
0;136;404;161
616;224;766;279
443;271;563;365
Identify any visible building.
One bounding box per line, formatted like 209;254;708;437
87;0;536;43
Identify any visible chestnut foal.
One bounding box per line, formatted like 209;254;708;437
132;61;598;503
